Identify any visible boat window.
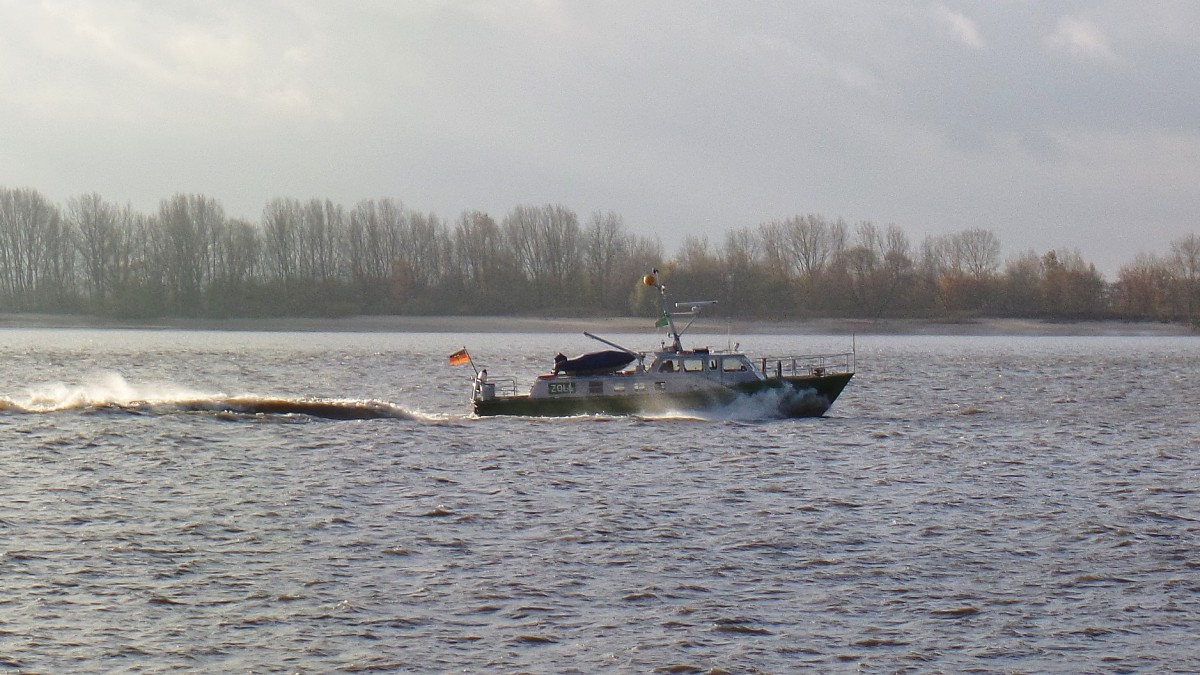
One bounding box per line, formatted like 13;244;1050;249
709;359;718;370
682;358;705;373
722;358;748;372
634;382;646;392
659;360;676;372
613;384;626;392
588;380;604;394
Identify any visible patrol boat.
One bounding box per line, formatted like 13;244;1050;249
467;271;854;418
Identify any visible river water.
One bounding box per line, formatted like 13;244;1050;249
0;328;1197;673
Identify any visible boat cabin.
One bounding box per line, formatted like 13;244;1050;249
647;350;761;384
501;349;765;402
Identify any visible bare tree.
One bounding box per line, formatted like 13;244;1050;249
1039;249;1106;318
453;210;501;288
1113;252;1173;321
919;228;1001;314
346;198;407;310
262;198;302;290
959;228;1001;279
158;194;225;313
1169;233;1200;321
0;187;71;310
756;219;791;283
583;211;629;310
69;193;138;312
303;199;345;284
722;227;775;314
503;204;581;306
787;214;840;281
400;211;447;292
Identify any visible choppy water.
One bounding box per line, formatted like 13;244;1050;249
1;328;1198;673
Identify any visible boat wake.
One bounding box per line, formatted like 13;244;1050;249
0;373;417;421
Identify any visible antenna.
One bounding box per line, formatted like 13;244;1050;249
643;269;717;353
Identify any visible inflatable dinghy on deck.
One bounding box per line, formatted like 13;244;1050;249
552;350;636;375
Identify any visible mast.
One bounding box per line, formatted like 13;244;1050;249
643;269;681;352
643;269;715;353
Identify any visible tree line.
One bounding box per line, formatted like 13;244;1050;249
0;186;1197;325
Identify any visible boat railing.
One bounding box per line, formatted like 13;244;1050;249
475;376;519;400
489;377;520;396
759;352;855;379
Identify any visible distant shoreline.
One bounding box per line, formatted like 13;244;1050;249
0;313;1194;337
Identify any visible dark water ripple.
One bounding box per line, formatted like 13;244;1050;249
0;330;1198;671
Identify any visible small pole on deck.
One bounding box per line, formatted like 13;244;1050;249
465;347;479;377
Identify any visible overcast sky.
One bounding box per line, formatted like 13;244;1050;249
2;1;1198;277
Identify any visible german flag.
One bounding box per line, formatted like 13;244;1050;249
448;348;471;366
